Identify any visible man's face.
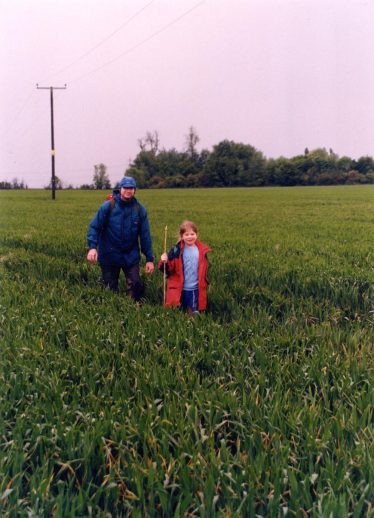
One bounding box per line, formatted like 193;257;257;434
120;187;135;201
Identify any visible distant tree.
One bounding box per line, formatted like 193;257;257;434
184;126;200;158
289;148;338;185
9;177;27;189
127;144;206;188
311;148;338;184
164;174;186;188
157;149;198;180
201;140;266;187
265;157;289;185
137;131;160;155
337;156;353;173
79;183;94;190
364;172;374;183
93;164;111;189
45;176;63;189
272;157;303;186
355;156;374;176
125;166;147;189
346;170;365;184
123;133;374;188
148;175;166;188
127;151;158;187
289;155;311;185
329;148;338;159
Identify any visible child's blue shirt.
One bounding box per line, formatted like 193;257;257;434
182;244;199;290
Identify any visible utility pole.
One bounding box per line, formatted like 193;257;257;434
36;84;67;200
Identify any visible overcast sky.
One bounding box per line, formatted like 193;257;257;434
1;0;374;188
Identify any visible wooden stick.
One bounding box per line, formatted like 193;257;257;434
163;225;168;305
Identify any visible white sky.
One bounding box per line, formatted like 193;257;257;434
1;0;374;187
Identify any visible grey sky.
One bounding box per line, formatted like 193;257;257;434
1;0;374;188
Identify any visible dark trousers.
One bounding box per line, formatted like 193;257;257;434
180;288;199;313
100;263;144;300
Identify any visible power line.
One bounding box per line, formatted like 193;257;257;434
3;1;206;185
3;0;156;140
4;1;205;136
40;0;156;84
0;91;37;142
68;1;205;84
16;111;45;139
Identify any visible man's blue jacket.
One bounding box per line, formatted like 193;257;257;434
87;195;154;267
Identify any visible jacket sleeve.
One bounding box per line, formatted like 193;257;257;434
87;202;110;249
157;246;177;273
139;207;154;262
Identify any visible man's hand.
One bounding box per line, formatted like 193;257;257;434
87;249;98;263
145;262;154;274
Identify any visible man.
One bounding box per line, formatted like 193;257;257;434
87;176;154;299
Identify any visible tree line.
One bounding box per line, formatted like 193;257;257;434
125;130;374;188
2;128;374;189
0;179;28;190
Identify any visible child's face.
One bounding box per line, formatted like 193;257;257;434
181;228;197;247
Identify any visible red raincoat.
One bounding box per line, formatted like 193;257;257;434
158;239;211;310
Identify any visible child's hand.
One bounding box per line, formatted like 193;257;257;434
161;253;168;262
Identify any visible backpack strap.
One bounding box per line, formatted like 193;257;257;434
101;198;115;232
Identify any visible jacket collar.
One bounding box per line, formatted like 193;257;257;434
179;239;211;254
115;194;138;207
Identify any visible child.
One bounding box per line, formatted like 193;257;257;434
159;220;211;313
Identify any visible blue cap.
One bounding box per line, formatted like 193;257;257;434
119;176;137;189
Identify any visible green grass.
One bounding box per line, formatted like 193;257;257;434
0;186;373;517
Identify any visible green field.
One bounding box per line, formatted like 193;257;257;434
1;186;373;517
